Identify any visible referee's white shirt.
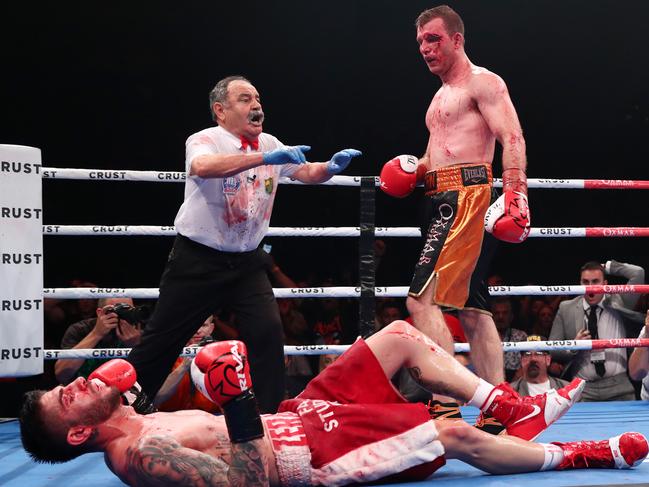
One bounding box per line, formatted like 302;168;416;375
175;125;300;252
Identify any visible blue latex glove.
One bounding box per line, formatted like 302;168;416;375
262;145;311;165
326;148;362;175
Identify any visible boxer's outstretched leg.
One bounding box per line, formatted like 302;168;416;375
366;320;478;400
437;421;648;473
365;320;584;441
436;421;546;473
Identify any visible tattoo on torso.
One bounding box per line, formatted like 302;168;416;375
125;435;230;487
227;440;270;487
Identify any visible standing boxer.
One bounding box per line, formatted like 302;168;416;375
380;6;529;425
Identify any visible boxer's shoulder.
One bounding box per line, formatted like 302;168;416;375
469;67;508;97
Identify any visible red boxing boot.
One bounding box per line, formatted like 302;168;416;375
553;432;648;469
482;378;585;441
474;382;520;436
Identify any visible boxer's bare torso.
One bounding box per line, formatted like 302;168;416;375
425;66;500;169
104;409;280;486
416;17;525;173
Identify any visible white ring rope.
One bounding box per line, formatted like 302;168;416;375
41;284;649;299
43;337;649;360
40;167;649;189
29;169;649;373
42;225;649;238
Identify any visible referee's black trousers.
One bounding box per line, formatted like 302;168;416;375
128;235;286;413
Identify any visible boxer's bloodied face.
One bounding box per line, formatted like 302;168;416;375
416;17;461;76
217;79;264;140
41;376;122;429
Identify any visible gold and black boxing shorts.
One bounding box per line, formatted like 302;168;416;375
409;163;493;309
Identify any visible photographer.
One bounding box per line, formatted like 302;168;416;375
54;298;147;384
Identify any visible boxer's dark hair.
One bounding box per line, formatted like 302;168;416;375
415;5;465;37
580;261;605;277
19;390;88;463
209;75;251;122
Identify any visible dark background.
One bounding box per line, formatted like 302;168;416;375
2;0;648;290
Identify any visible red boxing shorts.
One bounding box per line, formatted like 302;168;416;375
409;163;493;310
279;339;445;485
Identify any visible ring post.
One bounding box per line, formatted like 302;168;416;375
358;177;376;338
0;145;44;377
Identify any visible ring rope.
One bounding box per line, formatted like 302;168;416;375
43;337;649;360
40;167;649;189
42;225;649;238
37;170;649;357
42;284;649;299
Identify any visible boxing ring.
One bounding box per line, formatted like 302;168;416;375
2;403;649;486
2;159;649;485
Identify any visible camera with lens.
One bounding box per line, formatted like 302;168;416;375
104;303;151;325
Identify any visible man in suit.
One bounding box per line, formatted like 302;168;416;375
510;335;569;397
549;260;645;401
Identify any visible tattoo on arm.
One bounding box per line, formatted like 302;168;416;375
126;436;229;487
227;439;270;487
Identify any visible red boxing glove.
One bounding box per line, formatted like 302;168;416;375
191;341;263;443
380;154;420;198
484;190;531;243
191;340;252;405
88;359;157;414
88;359;137;393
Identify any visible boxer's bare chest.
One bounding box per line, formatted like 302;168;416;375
425;79;495;166
426;83;480;134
